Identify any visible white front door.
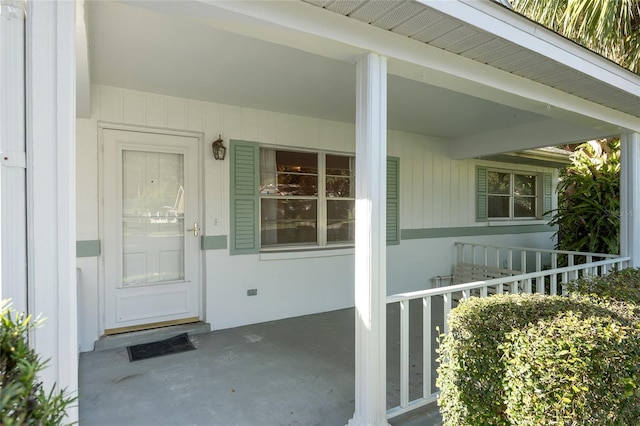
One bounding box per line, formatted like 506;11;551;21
102;129;201;333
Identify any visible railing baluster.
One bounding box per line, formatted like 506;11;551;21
521;251;527;274
496;283;503;295
484;247;488;267
443;293;451;334
510;280;518;294
423;297;431;398
462;289;470;300
536;252;543;293
507;249;513;270
400;300;409;408
551;253;558;295
480;286;487;298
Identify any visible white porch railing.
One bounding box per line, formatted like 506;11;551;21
385;243;630;420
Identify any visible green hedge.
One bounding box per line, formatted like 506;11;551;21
436;294;640;425
566;268;640;304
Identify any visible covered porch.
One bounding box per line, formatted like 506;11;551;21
78;244;629;424
2;0;639;425
78;304;444;426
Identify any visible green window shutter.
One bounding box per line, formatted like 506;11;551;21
230;140;259;255
543;173;552;219
476;166;488;221
387;156;400;245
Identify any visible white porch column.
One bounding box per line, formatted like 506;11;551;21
0;0;28;312
621;132;640;267
26;0;77;423
349;53;389;426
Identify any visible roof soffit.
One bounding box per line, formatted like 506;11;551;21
302;0;640;120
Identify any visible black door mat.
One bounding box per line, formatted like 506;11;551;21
127;333;196;362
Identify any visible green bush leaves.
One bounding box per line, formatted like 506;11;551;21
0;300;76;425
550;139;620;256
436;293;640;425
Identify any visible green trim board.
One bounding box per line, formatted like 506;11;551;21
77;240;100;257
401;224;556;240
201;235;228;250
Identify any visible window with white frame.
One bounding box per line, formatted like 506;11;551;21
259;148;355;248
488;170;538;219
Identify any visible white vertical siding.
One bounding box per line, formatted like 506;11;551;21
76;84;557;351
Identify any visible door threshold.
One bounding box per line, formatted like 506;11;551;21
105;317;201;335
94;321;211;352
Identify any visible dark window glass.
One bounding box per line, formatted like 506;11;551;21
261;199;317;247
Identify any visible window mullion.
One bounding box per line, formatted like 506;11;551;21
510;173;515;219
318;153;327;246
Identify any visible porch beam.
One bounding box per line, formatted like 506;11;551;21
349;53;389;426
450;117;618;159
621;132;640;267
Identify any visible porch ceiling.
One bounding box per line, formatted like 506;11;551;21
305;0;640;119
83;0;640;155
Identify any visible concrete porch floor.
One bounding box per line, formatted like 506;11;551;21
79;302;444;426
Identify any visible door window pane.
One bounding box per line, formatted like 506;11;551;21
122;150;184;284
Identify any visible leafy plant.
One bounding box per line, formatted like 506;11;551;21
549;139;620;256
1;300;77;425
511;0;640;74
436;293;640;425
566;268;640;304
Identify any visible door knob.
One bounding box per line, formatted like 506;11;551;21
188;222;200;237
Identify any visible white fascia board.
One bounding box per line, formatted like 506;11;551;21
75;0;90;118
424;0;640;96
190;0;640;133
451;117;619;159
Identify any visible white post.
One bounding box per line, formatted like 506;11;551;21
349;53;389;426
0;0;28;312
621;133;640;267
25;0;77;423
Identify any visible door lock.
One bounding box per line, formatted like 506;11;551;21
188;222;200;237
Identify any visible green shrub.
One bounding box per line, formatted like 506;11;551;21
436;294;640;425
502;310;640;425
566;268;640;304
1;300;76;425
549;139;620;256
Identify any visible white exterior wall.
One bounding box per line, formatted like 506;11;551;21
76;84;556;351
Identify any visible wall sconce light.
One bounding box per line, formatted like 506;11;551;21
212;135;227;160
